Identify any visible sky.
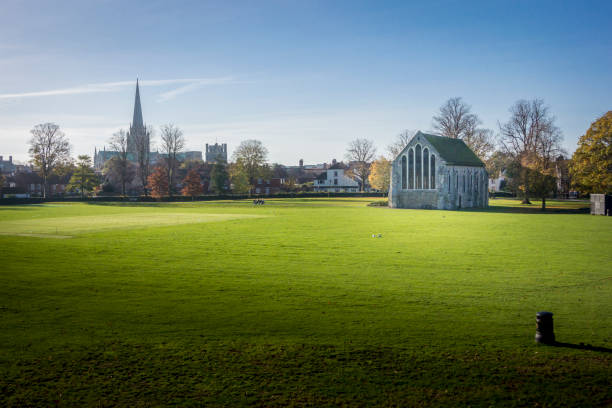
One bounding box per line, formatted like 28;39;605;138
1;0;611;165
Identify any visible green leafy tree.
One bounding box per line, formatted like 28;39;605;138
210;161;229;194
232;140;268;187
285;176;297;192
527;167;557;210
229;162;250;194
67;155;98;198
570;111;612;194
485;151;513;179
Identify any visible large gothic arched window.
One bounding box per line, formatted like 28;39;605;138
408;148;414;189
401;156;407;189
415;145;422;189
430;155;436;189
423;148;429;189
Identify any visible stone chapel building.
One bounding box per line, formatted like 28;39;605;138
389;131;488;210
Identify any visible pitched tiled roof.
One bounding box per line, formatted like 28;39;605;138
418;132;484;167
328;162;346;170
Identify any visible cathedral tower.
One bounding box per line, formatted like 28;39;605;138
127;79;149;155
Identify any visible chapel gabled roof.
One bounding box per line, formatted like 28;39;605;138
413;131;484;167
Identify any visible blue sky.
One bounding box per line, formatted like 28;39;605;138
1;0;611;164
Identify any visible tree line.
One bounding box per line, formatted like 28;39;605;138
22;102;610;201
24;123;284;198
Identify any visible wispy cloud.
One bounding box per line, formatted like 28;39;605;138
0;77;234;100
156;76;234;102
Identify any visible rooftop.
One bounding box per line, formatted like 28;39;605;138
417;132;485;167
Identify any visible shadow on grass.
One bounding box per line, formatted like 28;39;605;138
0;204;48;210
84;201;174;207
466;204;590;215
550;342;612;353
84;197;378;208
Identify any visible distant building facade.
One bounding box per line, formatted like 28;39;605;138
488;171;506;192
205;143;227;163
2;171;70;198
389;131;488;210
0;155;16;174
253;178;284;195
313;163;359;192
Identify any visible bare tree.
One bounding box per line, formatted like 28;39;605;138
432;97;495;160
232;139;269;186
28;123;71;198
499;99;561;204
103;158;136;194
345;138;376;191
160;124;185;196
387;130;416;158
432;97;475;139
133;125;153;195
463;127;496;160
108;129;131;195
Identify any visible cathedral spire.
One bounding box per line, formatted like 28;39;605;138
132;79;144;129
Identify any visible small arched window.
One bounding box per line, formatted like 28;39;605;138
415;145;422;189
401;155;407;189
423;148;429;189
408;148;414;189
431;155;436;189
467;172;471;192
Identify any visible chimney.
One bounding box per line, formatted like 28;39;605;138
0;156;3;162
9;156;12;163
299;159;303;167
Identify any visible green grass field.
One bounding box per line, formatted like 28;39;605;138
1;198;610;406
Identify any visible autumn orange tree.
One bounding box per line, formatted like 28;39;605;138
147;166;168;198
368;156;391;192
181;169;203;197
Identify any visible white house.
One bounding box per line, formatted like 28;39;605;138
488;171;506;192
313;163;359;192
